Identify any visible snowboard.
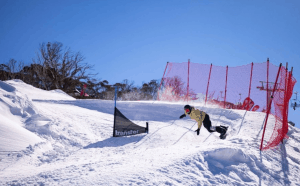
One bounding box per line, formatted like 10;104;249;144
220;133;228;139
220;126;229;139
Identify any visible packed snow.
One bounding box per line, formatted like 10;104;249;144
0;80;300;185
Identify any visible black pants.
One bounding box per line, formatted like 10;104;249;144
203;114;224;134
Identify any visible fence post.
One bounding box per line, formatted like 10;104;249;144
266;58;269;110
205;63;213;105
285;62;289;117
260;63;282;151
187;59;190;101
247;62;254;110
224;66;228;109
158;62;169;100
285;62;288;91
288;66;293;112
282;62;289;142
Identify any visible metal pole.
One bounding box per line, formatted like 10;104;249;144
224;65;228;109
285;67;293;133
114;86;117;108
187;59;190;102
113;86;117;137
260;63;282;151
286;62;288;92
286;62;289;118
282;63;289;142
266;58;269;111
288;67;297;113
158;62;169;100
205;63;213;105
247;62;254;110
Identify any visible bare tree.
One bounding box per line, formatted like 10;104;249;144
140;79;159;100
0;64;10;80
33;42;95;93
6;59;17;79
0;59;26;81
16;61;25;80
121;79;134;93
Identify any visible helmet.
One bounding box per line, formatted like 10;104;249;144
184;105;192;114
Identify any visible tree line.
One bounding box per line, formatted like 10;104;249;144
0;42;160;100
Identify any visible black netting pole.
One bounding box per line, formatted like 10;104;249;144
266;58;269;111
158;62;169;100
282;62;289;143
260;63;282;150
187;59;190;102
247;62;254;110
205;63;212;105
224;66;228;109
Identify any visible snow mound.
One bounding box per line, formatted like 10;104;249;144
204;148;251;168
0;81;43;152
0;80;16;92
5;80;75;101
0;81;38;117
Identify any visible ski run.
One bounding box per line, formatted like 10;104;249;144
1;79;300;186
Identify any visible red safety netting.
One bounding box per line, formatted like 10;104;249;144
158;60;296;150
261;64;296;150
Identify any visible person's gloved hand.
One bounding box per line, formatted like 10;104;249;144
195;128;200;135
179;114;186;119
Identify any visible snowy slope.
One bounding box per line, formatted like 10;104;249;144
0;80;43;152
0;80;300;186
5;79;75;101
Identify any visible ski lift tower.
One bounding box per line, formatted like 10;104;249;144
291;91;300;110
256;81;285;111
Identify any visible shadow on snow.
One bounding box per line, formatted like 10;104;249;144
83;135;146;149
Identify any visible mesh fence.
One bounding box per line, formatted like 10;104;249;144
261;65;296;150
158;60;296;150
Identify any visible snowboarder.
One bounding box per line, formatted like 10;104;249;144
179;105;228;139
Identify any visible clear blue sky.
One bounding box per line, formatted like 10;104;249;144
1;0;299;127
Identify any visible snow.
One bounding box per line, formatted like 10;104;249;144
1;80;300;185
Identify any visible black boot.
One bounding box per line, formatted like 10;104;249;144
216;126;228;139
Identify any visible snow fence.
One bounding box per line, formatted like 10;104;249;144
157;59;296;150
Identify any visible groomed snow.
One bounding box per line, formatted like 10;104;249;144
0;80;300;185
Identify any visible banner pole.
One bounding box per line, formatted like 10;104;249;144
113;86;117;137
114;86;117;108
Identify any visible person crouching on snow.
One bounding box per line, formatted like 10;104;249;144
179;105;228;139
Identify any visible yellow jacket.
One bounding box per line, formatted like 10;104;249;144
185;107;206;129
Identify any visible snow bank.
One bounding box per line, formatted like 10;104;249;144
5;79;75;101
0;79;75;152
0;80;42;152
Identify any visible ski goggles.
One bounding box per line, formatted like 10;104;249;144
185;109;190;113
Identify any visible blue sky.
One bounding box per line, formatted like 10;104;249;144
1;0;299;127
